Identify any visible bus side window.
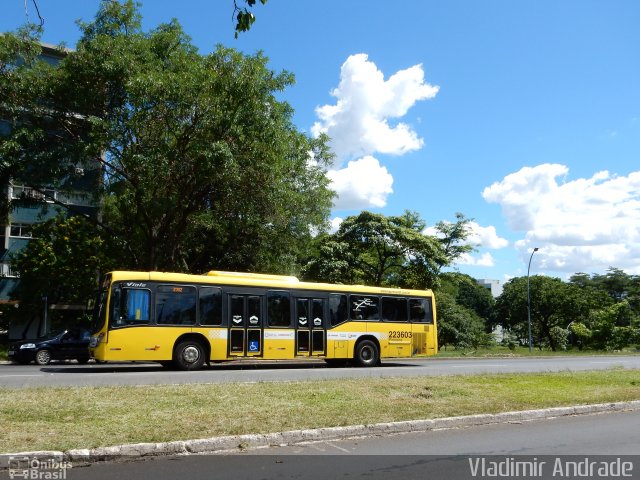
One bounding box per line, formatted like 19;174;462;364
199;287;222;326
156;285;196;325
268;291;291;327
112;288;150;326
381;297;408;322
409;298;433;323
329;294;348;327
350;295;379;321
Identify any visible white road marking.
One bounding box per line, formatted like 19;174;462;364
325;442;352;453
451;364;506;368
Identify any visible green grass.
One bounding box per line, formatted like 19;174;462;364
1;369;639;453
435;345;640;357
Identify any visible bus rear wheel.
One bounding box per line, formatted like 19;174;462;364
354;340;379;367
173;340;206;371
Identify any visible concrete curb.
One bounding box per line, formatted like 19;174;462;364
2;400;639;466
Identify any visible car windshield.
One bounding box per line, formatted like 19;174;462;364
37;330;65;340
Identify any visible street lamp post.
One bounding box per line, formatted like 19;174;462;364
527;247;539;353
42;295;48;337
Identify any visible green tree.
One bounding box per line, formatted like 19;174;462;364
439;272;495;325
569;268;640;345
495;276;589;351
23;1;268;38
436;292;493;350
568;322;592;350
2;1;333;275
587;301;638;350
434;213;475;268
233;0;268;37
10;214;118;326
302;211;472;289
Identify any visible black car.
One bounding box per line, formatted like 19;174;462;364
8;329;91;365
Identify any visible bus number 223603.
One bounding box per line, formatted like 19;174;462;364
388;331;412;339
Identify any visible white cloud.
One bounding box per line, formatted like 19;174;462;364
422;220;506;268
329;217;343;233
423;221;508;250
467;222;509;249
312;53;439;163
483;164;640;274
327;156;394;210
456;252;496;267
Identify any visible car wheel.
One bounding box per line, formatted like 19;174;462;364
173;340;206;371
35;349;52;366
354;340;379;367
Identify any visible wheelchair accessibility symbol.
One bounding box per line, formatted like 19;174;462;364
249;340;260;352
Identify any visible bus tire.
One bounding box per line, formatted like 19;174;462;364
173;340;206;371
354;339;379;367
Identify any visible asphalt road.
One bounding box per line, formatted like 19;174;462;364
14;410;637;480
0;355;639;387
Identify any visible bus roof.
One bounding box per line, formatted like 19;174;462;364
106;271;434;297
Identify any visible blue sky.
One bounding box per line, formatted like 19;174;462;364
2;0;639;281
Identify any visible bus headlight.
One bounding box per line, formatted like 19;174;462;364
90;333;105;347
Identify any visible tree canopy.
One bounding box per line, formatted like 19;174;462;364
20;0;268;38
1;0;333;276
302;211;473;289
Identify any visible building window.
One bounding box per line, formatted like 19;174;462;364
11;185;57;202
9;224;32;238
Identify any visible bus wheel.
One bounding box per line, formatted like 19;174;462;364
354;340;379;367
174;340;205;371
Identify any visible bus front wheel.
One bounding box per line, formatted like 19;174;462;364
173;340;206;371
354;340;379;367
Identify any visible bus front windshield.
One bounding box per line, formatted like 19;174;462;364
90;288;108;333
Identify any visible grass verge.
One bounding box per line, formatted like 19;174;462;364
435;345;640;357
1;369;639;453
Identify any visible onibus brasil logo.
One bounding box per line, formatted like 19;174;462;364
8;456;72;479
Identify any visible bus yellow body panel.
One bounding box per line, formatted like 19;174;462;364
89;271;437;368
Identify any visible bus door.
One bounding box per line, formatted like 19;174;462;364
295;298;326;356
228;294;263;357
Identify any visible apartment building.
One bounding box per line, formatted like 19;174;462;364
0;42;100;338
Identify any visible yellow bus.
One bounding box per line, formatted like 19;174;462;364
89;270;437;370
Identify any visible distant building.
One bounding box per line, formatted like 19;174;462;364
477;279;504;342
476;278;503;298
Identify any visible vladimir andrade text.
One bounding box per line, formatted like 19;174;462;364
468;457;635;478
